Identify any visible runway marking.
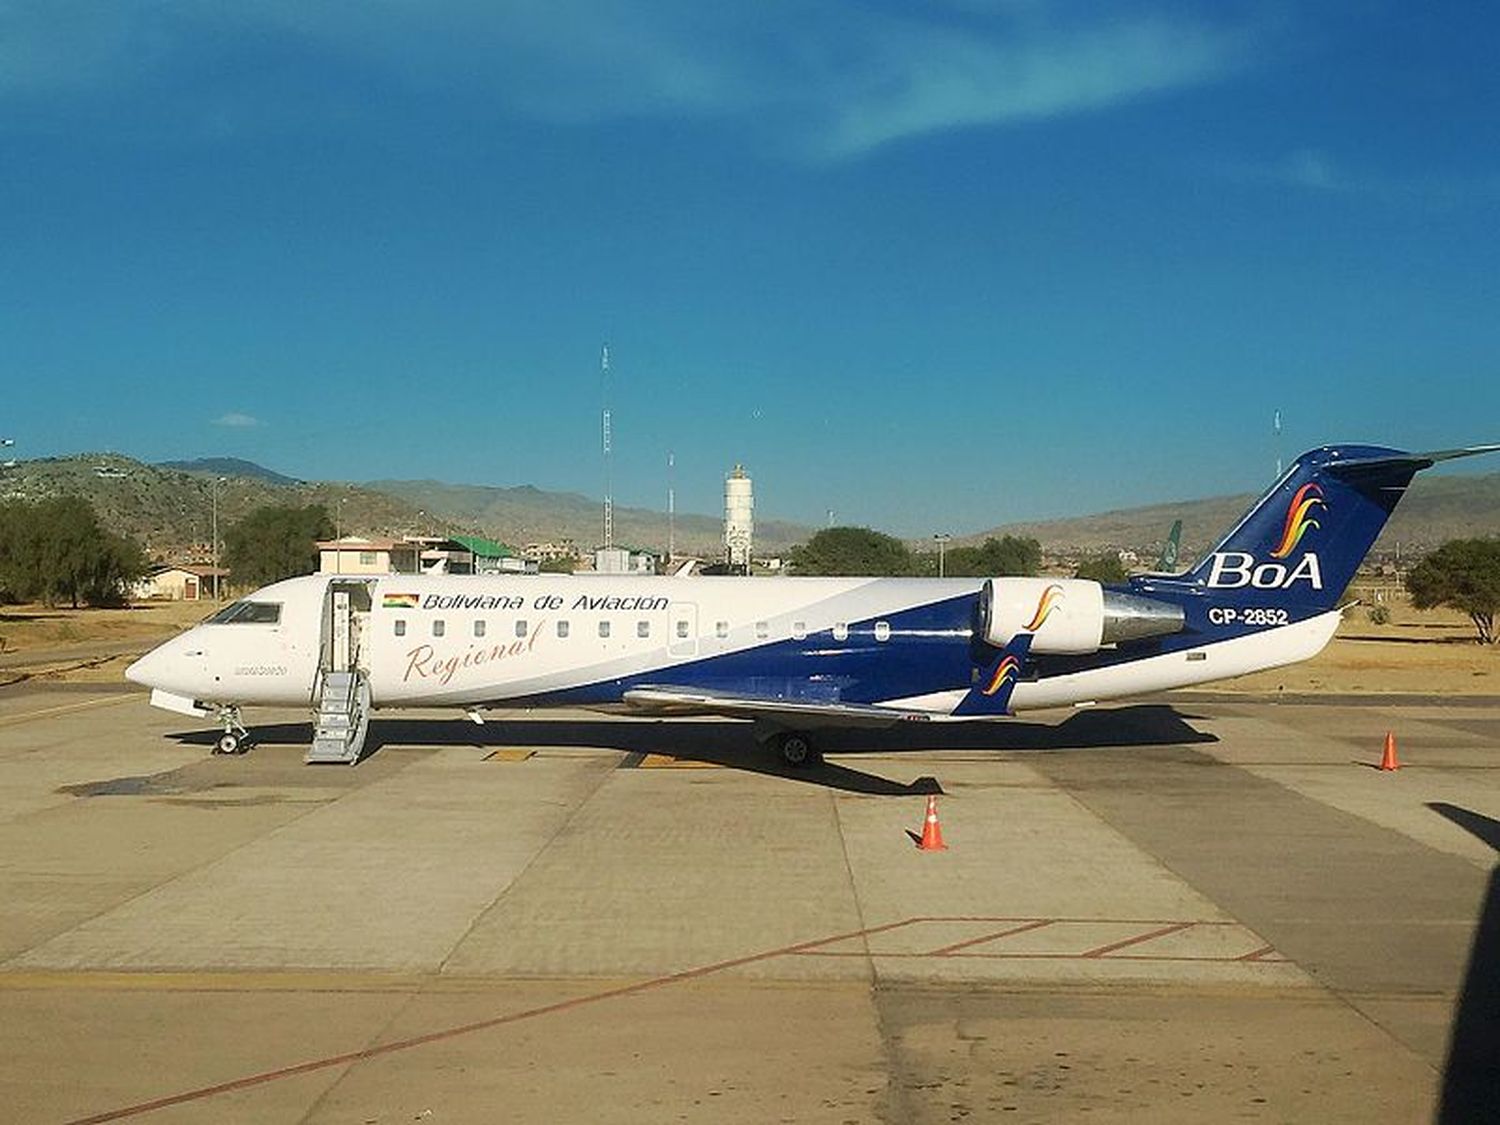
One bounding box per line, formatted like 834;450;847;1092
63;914;1287;1124
1081;921;1195;959
483;749;535;762
0;693;137;728
927;918;1055;956
638;753;720;768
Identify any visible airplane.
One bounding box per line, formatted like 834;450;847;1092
126;443;1498;767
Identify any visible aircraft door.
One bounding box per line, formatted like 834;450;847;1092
668;602;698;658
331;590;352;671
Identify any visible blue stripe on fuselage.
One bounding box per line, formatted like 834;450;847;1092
527;594;981;708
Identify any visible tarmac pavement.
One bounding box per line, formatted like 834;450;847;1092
0;683;1495;1123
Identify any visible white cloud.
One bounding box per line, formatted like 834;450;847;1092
213;412;260;428
0;2;1254;159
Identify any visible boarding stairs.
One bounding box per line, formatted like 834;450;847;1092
306;668;371;764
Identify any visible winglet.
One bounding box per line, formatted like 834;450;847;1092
953;632;1034;717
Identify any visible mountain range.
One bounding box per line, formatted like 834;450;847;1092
3;454;1497;564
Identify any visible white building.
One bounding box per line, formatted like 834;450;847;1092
724;463;754;569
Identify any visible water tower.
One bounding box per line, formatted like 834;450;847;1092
724;464;754;569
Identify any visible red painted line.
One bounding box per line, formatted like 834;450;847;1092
796;951;1290;964
927;919;1054;956
64;917;920;1125
1236;945;1278;962
1080;922;1194;959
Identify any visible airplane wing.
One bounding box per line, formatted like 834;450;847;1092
621;686;933;727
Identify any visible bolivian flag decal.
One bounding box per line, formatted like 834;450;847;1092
382;593;420;610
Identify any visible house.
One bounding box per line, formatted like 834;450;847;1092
133;564;230;602
316;537;421;575
449;534;537;574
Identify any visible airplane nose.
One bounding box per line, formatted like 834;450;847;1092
124;651;158;688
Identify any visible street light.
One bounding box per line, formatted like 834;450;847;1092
934;533;951;578
211;476;226;600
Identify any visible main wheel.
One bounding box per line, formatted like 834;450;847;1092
215;732;242;755
777;732;821;768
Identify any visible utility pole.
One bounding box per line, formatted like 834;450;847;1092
934;533;951;578
1273;409;1283;479
601;344;613;551
667;450;675;565
211;476;226;600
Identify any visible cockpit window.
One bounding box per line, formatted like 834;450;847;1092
204;601;282;625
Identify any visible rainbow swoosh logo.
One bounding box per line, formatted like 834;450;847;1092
1270;483;1326;559
982;654;1023;696
1025;584;1065;632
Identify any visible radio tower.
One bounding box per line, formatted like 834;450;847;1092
667;450;676;564
601;344;613;550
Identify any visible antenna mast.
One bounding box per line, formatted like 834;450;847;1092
667;450;675;564
601;344;613;550
1273;409;1283;479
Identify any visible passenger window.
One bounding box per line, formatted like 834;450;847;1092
832;622;849;641
715;621;729;639
516;620;528;638
557;620;570;638
874;621;891;642
637;620;650;638
599;621;611;638
474;620;486;638
755;621;769;639
676;620;690;639
394;620;406;637
433;620;445;637
791;621;807;640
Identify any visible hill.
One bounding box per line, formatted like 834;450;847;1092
366;479;813;555
0;455;812;557
156;457;302;487
960;470;1500;565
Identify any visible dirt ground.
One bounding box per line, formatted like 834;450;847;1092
1;594;1495;693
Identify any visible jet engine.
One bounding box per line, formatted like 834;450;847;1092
978;577;1185;655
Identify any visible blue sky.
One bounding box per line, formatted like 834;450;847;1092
3;2;1497;537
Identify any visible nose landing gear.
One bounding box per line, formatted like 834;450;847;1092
213;705;251;755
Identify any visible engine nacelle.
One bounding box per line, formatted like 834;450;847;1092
979;578;1185;654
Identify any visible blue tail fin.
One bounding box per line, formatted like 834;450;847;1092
1186;444;1492;610
954;632;1033;717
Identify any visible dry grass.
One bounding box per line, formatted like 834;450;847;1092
0;599;213;657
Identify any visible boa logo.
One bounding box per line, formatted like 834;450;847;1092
981;654;1022;697
1206;551;1324;590
1271;483;1326;559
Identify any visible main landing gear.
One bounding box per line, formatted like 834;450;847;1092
771;731;822;769
212;705;251;755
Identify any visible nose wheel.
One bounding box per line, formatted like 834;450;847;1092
212;705;251;755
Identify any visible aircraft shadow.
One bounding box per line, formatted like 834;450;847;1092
166;704;1214;798
1429;802;1500;1122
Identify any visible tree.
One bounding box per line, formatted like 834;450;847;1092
0;496;145;607
1074;553;1129;584
789;527;915;576
943;535;1043;578
223;504;333;588
1404;538;1500;645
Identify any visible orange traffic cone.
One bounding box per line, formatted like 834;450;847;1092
1379;731;1400;772
917;795;948;851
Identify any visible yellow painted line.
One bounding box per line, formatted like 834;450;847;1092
484;748;536;763
639;753;720;769
0;692;139;728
